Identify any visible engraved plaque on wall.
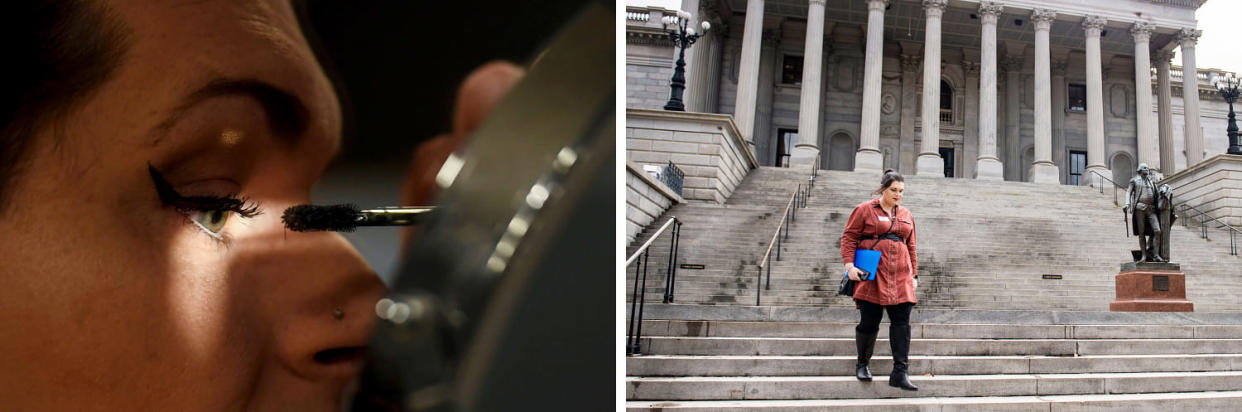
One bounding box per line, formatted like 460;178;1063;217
1153;275;1170;291
1110;84;1130;118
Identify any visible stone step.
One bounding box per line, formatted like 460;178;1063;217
632;305;1242;325
625;371;1242;400
637;321;1242;339
623;390;1242;411
627;354;1242;377
639;337;1242;357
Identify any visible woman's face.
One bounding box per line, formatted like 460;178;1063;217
0;1;385;411
882;181;905;206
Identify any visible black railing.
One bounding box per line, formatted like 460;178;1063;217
625;216;683;355
1179;203;1240;256
660;161;684;197
1087;169;1124;206
755;183;810;306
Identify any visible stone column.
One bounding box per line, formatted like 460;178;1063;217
975;2;1004;180
1004;55;1022;181
916;0;949;176
1155;51;1176;173
1131;22;1157;168
1052;58;1068;183
754;31;778;163
1083;16;1108;183
964;59;980;179
855;0;888;172
732;0;765;153
1029;9;1059;183
899;53;920;174
1179;29;1204;166
791;0;826;170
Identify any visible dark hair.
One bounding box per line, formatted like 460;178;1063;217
0;1;131;213
872;168;904;196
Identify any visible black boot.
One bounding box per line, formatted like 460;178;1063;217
855;331;877;381
888;324;918;391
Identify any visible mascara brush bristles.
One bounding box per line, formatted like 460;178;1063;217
282;204;435;232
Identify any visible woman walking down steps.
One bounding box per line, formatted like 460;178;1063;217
841;169;919;391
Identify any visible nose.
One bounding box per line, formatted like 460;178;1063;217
232;218;387;383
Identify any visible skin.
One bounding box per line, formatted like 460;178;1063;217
847;181;913;287
0;1;521;411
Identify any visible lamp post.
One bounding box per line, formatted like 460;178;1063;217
1213;73;1242;155
661;11;710;111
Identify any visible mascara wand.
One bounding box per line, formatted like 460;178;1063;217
282;204;436;232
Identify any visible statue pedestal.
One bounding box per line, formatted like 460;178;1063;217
1109;262;1193;312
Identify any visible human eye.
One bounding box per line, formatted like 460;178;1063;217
148;165;261;240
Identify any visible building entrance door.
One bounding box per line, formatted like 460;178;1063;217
1068;150;1087;186
939;147;955;177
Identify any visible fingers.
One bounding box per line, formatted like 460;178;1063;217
452;61;525;138
398;62;525;252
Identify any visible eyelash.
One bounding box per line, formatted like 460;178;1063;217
148;165;262;228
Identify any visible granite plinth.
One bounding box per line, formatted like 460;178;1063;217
1120;261;1182;272
1110;266;1193;312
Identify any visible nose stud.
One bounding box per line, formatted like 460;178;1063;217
333;308;345;320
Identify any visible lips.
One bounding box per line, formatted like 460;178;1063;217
312;346;368;377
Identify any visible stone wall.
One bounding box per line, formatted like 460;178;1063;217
626;108;758;204
625;162;683;244
1161;154;1242;227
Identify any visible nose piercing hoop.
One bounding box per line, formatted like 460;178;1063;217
333;308;345;320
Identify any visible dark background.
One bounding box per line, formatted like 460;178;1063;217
298;0;601;163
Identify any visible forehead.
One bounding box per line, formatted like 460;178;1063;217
101;0;340;152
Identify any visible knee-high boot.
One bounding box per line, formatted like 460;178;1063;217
855;330;877;381
888;323;918;390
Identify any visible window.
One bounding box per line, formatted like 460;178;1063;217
1068;150;1087;185
1067;84;1087;112
776;129;798;167
782;56;803;85
939;80;953;122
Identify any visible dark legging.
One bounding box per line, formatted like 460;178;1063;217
855;300;914;334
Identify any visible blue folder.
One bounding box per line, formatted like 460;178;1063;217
851;249;881;281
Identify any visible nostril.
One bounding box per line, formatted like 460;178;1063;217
313;346;368;365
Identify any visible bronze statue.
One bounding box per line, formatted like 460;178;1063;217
1123;163;1173;262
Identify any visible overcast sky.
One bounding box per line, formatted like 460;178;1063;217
626;0;1241;73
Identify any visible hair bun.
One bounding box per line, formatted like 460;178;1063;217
883;168;896;175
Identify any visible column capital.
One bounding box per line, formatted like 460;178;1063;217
923;0;947;17
1001;56;1024;72
866;0;888;12
962;60;980;77
901;54;922;73
1130;22;1155;43
978;2;1003;22
1082;16;1107;36
1153;50;1176;66
1177;28;1202;48
1051;59;1069;76
1031;9;1056;30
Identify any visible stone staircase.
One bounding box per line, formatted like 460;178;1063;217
626;167;1242;312
625;167;1242;410
625;306;1242;410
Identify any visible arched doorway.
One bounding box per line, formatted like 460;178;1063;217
828;132;854;171
1112;152;1134;184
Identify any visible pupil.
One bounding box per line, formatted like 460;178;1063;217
210;211;222;224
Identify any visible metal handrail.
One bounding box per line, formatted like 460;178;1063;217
626;216;683;355
1087;169;1125;206
755;183;808;306
1178;202;1240;256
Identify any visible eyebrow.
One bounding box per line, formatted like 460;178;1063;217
150;78;310;147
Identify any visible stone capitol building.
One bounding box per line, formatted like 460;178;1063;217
626;0;1234;188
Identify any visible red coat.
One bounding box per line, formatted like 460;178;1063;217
840;198;918;306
